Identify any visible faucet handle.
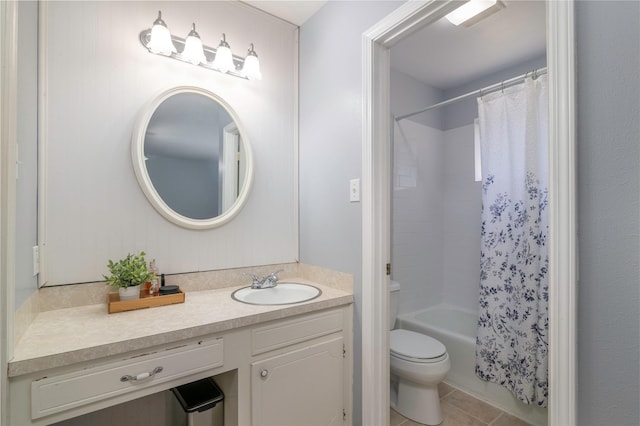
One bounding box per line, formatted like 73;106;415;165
268;269;284;280
243;272;261;284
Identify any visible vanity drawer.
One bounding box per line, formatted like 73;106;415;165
251;309;343;355
31;337;223;419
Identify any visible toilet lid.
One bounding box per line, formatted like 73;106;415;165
390;329;446;360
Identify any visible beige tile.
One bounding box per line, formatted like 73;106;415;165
438;382;456;399
441;401;488;426
490;413;532;426
390;408;407;426
442;390;502;424
402;419;426;426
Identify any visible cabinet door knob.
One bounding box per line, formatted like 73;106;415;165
260;369;269;378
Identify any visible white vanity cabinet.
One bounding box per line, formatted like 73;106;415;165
31;338;224;420
9;336;231;426
8;296;353;426
249;306;353;426
251;337;344;426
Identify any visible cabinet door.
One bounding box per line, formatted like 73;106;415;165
251;337;344;426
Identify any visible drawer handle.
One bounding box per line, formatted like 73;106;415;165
260;369;269;378
120;366;163;382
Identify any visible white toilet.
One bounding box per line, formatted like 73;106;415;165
390;280;451;425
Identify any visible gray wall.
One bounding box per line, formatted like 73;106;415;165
301;1;640;424
576;1;640;425
391;69;443;129
298;2;402;424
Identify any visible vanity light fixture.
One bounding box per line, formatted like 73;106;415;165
139;11;262;80
445;0;505;27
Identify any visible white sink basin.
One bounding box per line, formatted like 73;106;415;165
231;282;322;305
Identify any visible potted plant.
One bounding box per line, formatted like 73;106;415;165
104;252;154;301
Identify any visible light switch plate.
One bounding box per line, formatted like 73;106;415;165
349;179;360;202
32;246;39;276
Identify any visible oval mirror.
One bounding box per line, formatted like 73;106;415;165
132;87;253;229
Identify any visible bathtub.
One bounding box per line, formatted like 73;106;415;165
396;304;548;426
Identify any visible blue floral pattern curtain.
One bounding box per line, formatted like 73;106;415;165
475;76;549;407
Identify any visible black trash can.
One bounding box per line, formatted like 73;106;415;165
172;377;224;426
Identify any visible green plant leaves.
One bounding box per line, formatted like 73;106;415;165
104;252;155;288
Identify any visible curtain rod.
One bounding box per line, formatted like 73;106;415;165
394;67;547;122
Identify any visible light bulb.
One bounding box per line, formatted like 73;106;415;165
240;44;262;80
212;33;234;73
147;11;176;56
181;23;206;65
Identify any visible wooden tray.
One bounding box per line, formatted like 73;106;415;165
108;290;185;314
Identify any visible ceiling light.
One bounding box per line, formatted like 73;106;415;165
445;0;505;27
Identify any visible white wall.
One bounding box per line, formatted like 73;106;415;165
40;1;298;285
15;1;38;307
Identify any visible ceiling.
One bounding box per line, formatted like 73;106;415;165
244;0;546;90
243;0;327;26
391;1;547;90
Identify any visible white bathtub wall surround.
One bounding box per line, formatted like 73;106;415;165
397;305;547;426
442;124;482;313
392;120;445;314
39;1;298;287
392;120;482;316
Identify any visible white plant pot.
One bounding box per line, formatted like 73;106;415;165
118;285;141;301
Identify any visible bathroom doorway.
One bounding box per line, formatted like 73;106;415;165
389;3;546;424
360;1;576;425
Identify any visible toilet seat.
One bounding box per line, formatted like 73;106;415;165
390;329;447;363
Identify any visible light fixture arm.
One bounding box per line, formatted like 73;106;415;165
218;33;230;49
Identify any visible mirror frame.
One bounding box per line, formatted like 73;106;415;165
131;86;254;230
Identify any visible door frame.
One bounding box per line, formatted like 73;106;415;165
361;1;577;425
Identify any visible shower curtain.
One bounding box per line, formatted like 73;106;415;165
475;75;549;407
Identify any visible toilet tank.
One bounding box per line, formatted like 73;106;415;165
389;280;400;330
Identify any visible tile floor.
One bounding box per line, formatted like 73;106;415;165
390;382;532;426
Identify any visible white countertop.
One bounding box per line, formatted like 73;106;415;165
9;280;352;377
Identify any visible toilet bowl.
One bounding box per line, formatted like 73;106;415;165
389;281;450;425
390;329;450;425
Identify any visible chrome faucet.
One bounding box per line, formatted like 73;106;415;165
248;269;283;289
